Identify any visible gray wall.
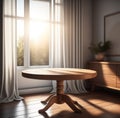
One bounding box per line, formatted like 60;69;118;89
82;0;93;67
93;0;120;43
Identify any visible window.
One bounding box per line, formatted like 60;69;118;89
17;0;50;66
4;0;63;67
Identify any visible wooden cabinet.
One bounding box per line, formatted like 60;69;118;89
88;61;120;90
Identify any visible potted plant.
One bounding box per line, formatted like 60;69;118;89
89;40;111;61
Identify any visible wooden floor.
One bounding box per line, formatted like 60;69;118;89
0;89;120;118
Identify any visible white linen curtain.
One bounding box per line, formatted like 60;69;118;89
0;0;23;103
51;0;87;94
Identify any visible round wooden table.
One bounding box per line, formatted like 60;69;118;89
22;68;97;113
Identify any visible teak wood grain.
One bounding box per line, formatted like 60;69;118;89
22;68;97;80
88;61;120;90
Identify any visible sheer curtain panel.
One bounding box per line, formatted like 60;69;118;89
63;0;87;94
0;0;23;103
51;0;87;94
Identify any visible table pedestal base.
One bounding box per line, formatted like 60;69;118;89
39;80;82;113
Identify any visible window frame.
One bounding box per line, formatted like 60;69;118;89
18;0;52;68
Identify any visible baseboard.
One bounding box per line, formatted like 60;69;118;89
19;86;53;95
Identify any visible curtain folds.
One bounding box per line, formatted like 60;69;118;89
63;0;87;93
0;0;23;103
64;0;82;68
51;0;87;94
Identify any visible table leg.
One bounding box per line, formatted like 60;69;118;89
41;94;55;104
39;95;57;113
38;80;82;113
62;94;81;113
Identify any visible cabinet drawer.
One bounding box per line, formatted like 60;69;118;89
100;64;116;75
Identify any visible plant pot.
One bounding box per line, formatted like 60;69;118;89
95;53;105;61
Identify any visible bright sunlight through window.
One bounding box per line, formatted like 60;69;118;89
17;0;50;66
16;0;62;66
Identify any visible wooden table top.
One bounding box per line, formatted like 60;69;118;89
22;68;97;80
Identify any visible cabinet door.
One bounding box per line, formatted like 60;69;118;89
100;75;116;87
99;64;116;75
117;65;120;76
116;65;120;89
99;64;117;87
117;84;120;88
117;76;120;83
117;76;120;88
116;79;120;88
88;63;100;84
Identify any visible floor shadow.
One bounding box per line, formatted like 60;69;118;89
37;90;120;118
39;109;120;118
